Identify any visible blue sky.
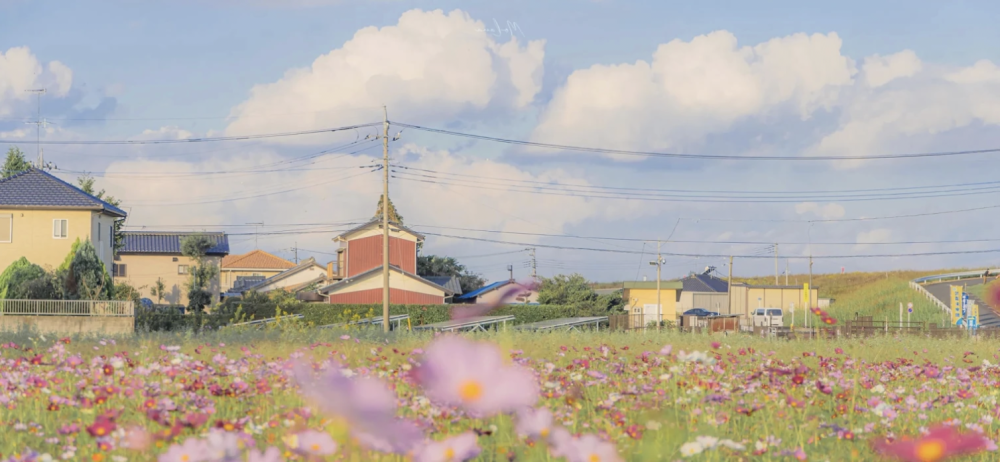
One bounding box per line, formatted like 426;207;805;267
3;1;1000;283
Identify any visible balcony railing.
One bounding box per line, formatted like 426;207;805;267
0;300;135;317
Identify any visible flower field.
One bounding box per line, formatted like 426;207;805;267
2;327;1000;461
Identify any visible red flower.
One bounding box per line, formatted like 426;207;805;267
86;418;117;438
625;424;643;439
873;425;992;462
792;375;805;385
102;364;114;376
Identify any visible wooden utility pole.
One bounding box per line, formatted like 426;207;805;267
727;256;733;315
656;241;662;330
785;260;789;285
381;106;391;333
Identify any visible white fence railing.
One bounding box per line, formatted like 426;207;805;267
0;300;134;317
909;281;949;313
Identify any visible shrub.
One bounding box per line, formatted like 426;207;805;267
300;303;613;328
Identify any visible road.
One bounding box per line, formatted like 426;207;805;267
923;279;1000;328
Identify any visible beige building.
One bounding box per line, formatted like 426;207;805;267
728;283;819;317
622;281;684;323
244;257;327;294
220;250;295;291
113;231;229;305
676;271;731;314
0;168;125;273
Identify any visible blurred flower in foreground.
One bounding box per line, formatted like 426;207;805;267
515;407;554;439
285;430;338;457
873;425;994;462
549;429;624;462
412;432;481;462
415;336;538;417
246;447;281;462
450;280;538;321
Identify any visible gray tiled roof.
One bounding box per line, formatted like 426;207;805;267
0;168;127;217
120;231;229;255
681;273;730;293
425;276;463;295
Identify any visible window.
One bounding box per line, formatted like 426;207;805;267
113;264;127;277
755;309;766;316
767;309;782;316
52;219;68;239
172;257;179;262
178;265;189;275
0;214;10;243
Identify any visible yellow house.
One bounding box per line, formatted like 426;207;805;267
220;250;295;291
729;283;819;317
622;281;683;323
113;231;228;305
0;168;125;273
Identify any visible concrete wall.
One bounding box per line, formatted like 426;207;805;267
0;315;133;335
0;208;107;271
114;254;222;305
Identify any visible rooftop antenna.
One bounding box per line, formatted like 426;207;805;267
24;88;47;168
246;222;264;249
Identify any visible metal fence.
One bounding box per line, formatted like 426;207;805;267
0;300;135;317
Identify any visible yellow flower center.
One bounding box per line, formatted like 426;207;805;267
459;380;483;402
916;440;946;462
445;448;456;460
311;444;320;452
540;428;550;438
181;456;190;462
589;454;601;462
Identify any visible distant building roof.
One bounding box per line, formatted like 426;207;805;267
0;168;127;217
317;265;454;295
333;219;425;242
455;280;515;301
424;276;463;295
622;281;684;290
120;232;229;255
244;257;324;291
221;250;295;270
731;283;818;289
681;273;729;293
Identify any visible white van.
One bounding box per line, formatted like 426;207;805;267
752;308;783;327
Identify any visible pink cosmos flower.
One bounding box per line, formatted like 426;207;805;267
415;336;538;417
873;425;993;462
549;430;624;462
288;430;338;457
247;447;281;462
515;407;554;439
123;426;153;451
659;345;673;356
412;432;481;462
205;430;244;461
158;437;209;462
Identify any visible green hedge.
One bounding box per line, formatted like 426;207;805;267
300;303;613;327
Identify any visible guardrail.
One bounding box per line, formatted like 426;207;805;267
912;269;1000;285
0;300;135;317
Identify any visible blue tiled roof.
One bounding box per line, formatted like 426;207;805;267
455;280;511;301
121;232;229;255
0;168;128;217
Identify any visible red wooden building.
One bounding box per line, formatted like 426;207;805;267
318;220;454;304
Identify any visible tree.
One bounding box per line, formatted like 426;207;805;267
417;255;485;294
149;278;166;304
56;239;111;300
537;273;597;305
78;174;126;254
373;194;403;223
181;234;220;316
2;147;31;178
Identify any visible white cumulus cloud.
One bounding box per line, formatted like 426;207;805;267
855;228;892;250
224;9;546;140
862;50;922;87
0;47;73;117
530;30;855;158
794;202;846;220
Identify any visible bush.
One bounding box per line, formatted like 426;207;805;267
216;290;309;322
300;303;614;327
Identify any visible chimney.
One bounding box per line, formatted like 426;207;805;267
327;262;334;280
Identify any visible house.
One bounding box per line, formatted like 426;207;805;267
0;168;126;273
424;276;463;302
728;283;819;317
243;257;327;294
676;270;731;314
220;250;295;291
318;219;453;304
454;280;539;305
114;231;229;305
622;281;683;323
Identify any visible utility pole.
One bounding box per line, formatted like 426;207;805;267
528;248;537;281
246;222;263;249
507;264;513;282
381;106;391;333
293;242;299;264
774;244;779;285
649;241;664;331
727;256;733;316
809;255;813;299
25;88;46;168
785;260;789;285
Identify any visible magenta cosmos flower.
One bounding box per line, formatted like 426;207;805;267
415;336;538;417
412;432;481;462
873;425;993;462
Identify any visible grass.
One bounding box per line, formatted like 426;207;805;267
4;326;1000;461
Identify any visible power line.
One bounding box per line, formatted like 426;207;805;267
420;231;1000;259
0;121;380;145
392;121;1000;162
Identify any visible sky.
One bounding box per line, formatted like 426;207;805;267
3;0;1000;284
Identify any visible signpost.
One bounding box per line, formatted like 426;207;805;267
950;286;964;326
907;302;913;323
962;292;970;330
802;283;810;328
